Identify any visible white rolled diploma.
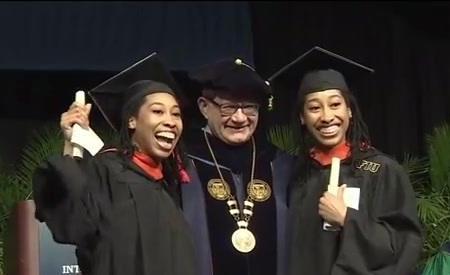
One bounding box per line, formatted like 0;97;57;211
323;157;341;231
72;91;85;158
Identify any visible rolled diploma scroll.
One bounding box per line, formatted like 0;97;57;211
323;157;341;231
72;91;85;158
70;91;105;157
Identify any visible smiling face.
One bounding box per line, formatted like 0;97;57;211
197;94;259;145
300;89;352;150
128;92;183;161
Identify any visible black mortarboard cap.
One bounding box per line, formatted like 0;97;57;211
268;46;375;97
88;52;185;132
189;58;271;100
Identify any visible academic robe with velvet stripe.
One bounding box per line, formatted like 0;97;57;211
181;131;295;275
287;148;423;275
32;151;198;275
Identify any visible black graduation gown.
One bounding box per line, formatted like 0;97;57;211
32;151;198;275
181;130;295;275
287;149;423;275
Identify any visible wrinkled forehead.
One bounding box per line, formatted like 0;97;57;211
212;91;261;104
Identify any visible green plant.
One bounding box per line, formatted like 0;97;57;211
0;124;63;274
0;123;116;274
267;123;300;156
0;169;10;275
0;239;2;275
428;124;450;195
410;124;450;267
402;154;449;268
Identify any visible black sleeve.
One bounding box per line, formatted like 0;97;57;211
32;154;106;246
333;160;423;275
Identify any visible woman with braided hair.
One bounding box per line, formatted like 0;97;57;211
270;47;423;275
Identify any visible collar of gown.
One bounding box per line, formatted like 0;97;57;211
132;151;164;181
310;141;351;166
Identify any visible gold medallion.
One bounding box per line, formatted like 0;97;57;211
207;179;230;200
247;179;271;202
231;228;256;253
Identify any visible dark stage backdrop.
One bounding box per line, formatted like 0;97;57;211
0;1;254;164
250;2;450;159
1;2;450;165
0;1;253;71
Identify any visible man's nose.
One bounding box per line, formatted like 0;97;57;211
230;108;247;122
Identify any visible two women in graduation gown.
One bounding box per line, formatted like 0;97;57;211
32;57;198;275
273;49;423;275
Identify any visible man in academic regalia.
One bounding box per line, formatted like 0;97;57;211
180;58;295;275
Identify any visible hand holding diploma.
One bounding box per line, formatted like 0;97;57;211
320;157;348;230
72;91;87;157
61;91;104;157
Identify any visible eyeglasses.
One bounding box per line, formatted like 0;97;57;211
207;98;260;116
